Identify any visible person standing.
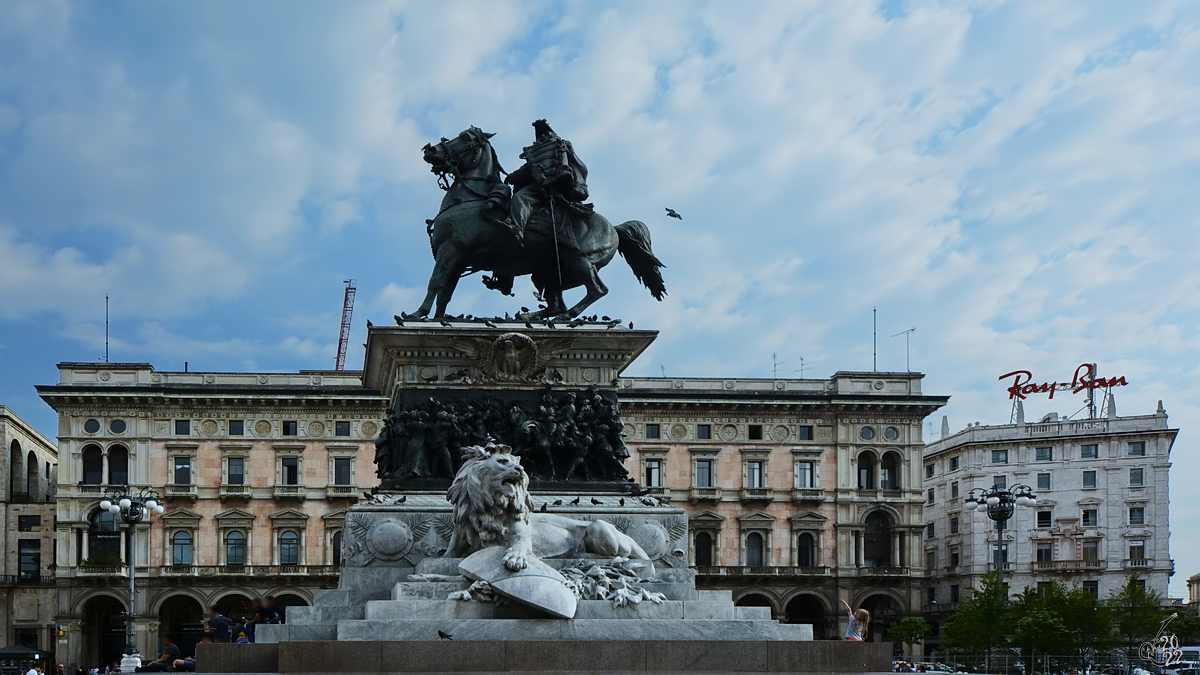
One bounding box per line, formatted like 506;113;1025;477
840;599;870;641
208;607;233;643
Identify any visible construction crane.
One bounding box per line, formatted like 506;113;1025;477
335;279;356;370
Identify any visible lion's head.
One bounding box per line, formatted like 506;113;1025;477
446;442;534;552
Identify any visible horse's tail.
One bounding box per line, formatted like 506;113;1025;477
615;220;666;300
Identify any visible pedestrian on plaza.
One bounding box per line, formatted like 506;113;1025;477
839;599;870;641
208;607;233;643
173;632;211;672
133;634;181;672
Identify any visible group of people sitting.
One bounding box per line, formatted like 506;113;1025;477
134;597;285;672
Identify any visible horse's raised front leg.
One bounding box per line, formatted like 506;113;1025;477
412;246;463;319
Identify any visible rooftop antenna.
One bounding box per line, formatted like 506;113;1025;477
105;294;110;363
872;307;877;372
796;356;817;379
335;279;357;371
772;353;787;379
661;365;666;378
892;327;915;372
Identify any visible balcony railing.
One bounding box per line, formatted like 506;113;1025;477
273;485;306;499
790;489;825;502
220;484;250;499
1126;558;1151;568
880;489;904;500
689;487;722;501
860;566;911;576
1033;559;1105;572
325;485;357;499
642;487;668;496
0;574;56;586
77;484;103;493
855;489;878;499
78;564;126;575
739;488;772;502
156;564;338;577
696;566;830;577
165;484;197;498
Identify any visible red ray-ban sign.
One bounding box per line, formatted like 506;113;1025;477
999;363;1129;400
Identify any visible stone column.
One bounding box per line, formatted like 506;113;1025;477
102;451;110;485
891;532;901;567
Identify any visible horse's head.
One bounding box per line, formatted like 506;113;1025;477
422;126;496;184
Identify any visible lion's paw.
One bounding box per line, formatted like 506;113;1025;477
448;590;473;601
502;550;528;571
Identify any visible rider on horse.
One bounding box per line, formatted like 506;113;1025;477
501;119;591;244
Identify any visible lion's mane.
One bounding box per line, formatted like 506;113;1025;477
445;443;535;554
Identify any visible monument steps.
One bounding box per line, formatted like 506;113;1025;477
334;617;811;641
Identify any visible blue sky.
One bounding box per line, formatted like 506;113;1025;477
1;0;1198;594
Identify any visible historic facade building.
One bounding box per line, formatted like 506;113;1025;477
0;406;59;658
37;363;387;670
921;404;1176;653
618;372;948;640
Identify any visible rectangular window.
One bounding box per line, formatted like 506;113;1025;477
926;551;937;571
927;586;937;604
695;459;713;488
927;488;935;505
797;425;814;440
926;464;936;479
1083;470;1097;489
644;459;663;487
1036;542;1053;562
227;457;245;485
993;475;1007;489
950;516;959;534
1134;578;1146;589
174;419;191;435
173;456;192;485
1037;473;1051;491
1082;540;1099;561
950;549;960;567
17;515;40;532
1037;581;1052;595
282;457;300;485
745;460;765;488
1083;580;1099;597
645;423;660;439
1035;447;1053;462
950;584;960;603
334;457;352;485
229;420;244;436
795;461;815;488
993;544;1008;563
1082;509;1098;527
992;449;1008;464
696;424;711;440
1129;506;1145;526
1081;444;1098;459
1037;511;1052;528
748;424;763;441
1129;468;1144;487
951;481;959;498
1128;442;1146;457
927;523;935;538
335;421;351;437
18;540;40;580
1129;540;1145;560
282;420;298;436
949;456;960;471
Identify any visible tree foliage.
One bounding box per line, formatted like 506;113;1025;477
1105;575;1168;657
889;617;934;648
944;571;1012;657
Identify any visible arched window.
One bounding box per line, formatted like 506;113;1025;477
171;531;192;566
864;511;894;568
25;450;38;500
279;530;299;565
798;532;816;567
225;531;246;566
695;531;714;567
332;531;343;567
108;445;129;486
88;509;121;563
746;532;765;567
82;445;103;485
880;451;901;490
857;451;876;489
9;440;22;499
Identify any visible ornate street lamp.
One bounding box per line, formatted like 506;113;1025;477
963;483;1036;575
99;487;165;670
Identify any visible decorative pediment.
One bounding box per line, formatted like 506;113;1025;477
789;511;828;523
215;508;255;528
1035;499;1058;507
161;509;202;523
323;508;348;523
270;508;310;522
737;510;776;524
1077;497;1103;506
689;511;725;523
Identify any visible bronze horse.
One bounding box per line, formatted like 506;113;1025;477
410;127;665;320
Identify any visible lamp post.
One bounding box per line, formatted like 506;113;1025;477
964;483;1036;575
99;487;164;670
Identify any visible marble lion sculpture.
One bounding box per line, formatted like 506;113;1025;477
444;442;652;572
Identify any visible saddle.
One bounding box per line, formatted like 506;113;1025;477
525;198;593;250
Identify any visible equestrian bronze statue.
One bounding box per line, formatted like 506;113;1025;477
411;121;666;320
